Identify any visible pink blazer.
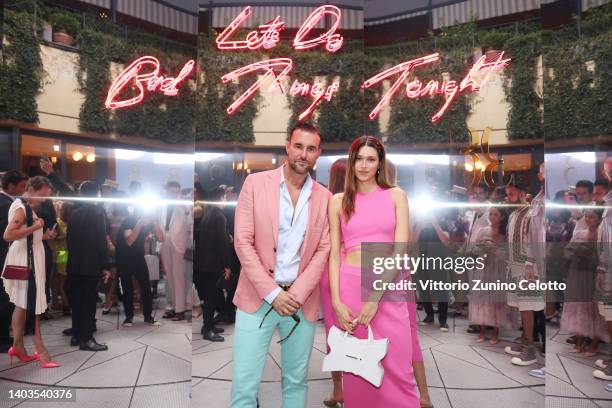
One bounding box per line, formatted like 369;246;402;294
233;166;331;322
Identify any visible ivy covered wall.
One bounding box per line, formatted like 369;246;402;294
2;1;610;145
0;1;43;123
543;4;612;140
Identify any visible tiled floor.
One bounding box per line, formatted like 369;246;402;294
7;304;611;407
545;323;612;408
0;296;191;408
192;310;545;407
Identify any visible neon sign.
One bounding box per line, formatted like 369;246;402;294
105;56;195;109
362;52;510;122
216;5;343;52
221;58;293;115
217;5;344;120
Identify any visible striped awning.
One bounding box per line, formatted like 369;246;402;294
77;0;111;8
365;10;428;27
582;0;609;11
208;5;363;30
433;0;541;29
117;0;198;34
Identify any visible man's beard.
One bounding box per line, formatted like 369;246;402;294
289;160;311;174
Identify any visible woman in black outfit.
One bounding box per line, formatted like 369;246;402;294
116;210;164;327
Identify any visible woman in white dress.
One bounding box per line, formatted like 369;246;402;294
3;176;60;368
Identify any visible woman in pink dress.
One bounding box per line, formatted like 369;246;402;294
327;136;421;407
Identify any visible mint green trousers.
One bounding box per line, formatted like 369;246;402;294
230;304;316;408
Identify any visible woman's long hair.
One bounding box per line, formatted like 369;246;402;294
328;158;347;195
491;206;509;236
342;136;394;221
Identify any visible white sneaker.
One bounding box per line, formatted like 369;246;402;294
595;359;610;369
122;319;133;327
528;368;546;379
511;346;537;366
505;344;523;356
594;368;612;381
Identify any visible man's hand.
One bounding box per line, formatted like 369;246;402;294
223;267;231;280
271;291;300;316
102;270;111;284
597;270;605;291
43;229;57;240
40;158;53;175
525;261;535;281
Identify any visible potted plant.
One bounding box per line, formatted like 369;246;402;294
479;30;510;59
49;11;80;46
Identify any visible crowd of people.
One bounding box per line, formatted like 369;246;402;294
545;160;612;392
2;126;610;405
0;156;193;368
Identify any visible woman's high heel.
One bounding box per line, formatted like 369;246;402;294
33;352;61;368
323;397;344;407
8;347;36;367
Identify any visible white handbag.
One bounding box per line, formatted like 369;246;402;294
322;325;388;387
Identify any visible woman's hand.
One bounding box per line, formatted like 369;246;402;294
356;301;379;327
333;301;356;333
33;218;45;231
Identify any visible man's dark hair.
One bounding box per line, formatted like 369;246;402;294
165;181;181;191
575;179;594;193
287;122;320;143
1;170;28;191
471;183;489;194
79;180;100;198
208;186;226;202
594;178;610;190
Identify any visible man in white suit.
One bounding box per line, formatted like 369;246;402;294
159;181;190;321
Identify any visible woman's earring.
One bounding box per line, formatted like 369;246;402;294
376;169;380;176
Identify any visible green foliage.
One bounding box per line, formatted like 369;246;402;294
384;22;476;144
0;6;43;123
49;10;81;37
195;31;259;142
478;30;511;50
543;3;612;139
77;23;196;143
504;31;543;139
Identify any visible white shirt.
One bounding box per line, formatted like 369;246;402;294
466;205;491;245
264;167;313;304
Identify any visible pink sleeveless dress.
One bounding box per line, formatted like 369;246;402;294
338;186;420;407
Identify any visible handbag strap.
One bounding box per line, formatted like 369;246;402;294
23;202;37;333
25;205;34;273
341;325;375;343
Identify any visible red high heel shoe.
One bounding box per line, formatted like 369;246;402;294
33;352;61;368
8;347;36;367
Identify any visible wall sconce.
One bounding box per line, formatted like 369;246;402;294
72;151;83;161
86;154;96;163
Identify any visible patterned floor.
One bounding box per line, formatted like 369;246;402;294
0;296;191;408
545;323;612;408
192;310;546;407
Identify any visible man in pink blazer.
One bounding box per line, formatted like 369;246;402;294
231;123;331;408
